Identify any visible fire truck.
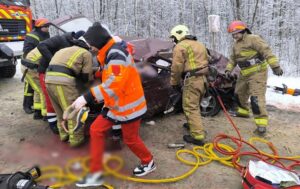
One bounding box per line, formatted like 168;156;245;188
0;0;32;78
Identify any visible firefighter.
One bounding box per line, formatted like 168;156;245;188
21;47;47;120
37;31;85;134
169;25;209;146
225;21;283;135
45;40;93;147
22;18;50;118
73;23;155;187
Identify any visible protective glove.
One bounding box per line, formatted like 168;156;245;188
272;67;283;76
224;70;232;79
72;96;87;111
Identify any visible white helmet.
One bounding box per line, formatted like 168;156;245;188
170;25;190;42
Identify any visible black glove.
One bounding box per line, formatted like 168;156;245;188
171;85;181;93
272;67;283;76
224;70;232;79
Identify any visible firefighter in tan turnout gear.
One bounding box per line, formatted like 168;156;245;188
169;25;209;145
45;40;93;147
225;21;283;135
21;48;47;119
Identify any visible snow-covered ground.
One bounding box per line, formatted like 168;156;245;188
267;76;300;112
15;62;299;112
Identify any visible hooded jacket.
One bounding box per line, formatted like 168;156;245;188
37;32;76;73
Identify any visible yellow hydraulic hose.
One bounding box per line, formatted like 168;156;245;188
37;138;300;188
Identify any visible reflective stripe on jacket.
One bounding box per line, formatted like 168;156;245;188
88;39;147;123
226;33;279;76
171;39;208;86
45;46;93;86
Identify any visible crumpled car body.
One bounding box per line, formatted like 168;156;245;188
51;16;236;119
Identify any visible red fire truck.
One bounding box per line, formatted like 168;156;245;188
0;0;32;78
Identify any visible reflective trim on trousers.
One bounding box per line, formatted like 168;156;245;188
237;106;250;116
254;117;268;127
34;102;41;110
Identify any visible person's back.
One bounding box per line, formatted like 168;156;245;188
37;31;85;73
46;45;93;86
175;38;208;73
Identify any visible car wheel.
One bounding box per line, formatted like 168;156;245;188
0;65;16;78
200;91;221;117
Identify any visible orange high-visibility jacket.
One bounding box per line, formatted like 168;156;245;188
85;39;147;123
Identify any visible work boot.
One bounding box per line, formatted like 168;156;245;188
253;126;267;136
133;159;156;177
76;171;104;187
23;106;34;114
183;135;205;146
183;123;190;130
23;96;34;114
49;121;59;135
33;110;43;120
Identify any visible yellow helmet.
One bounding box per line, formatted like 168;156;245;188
170;25;190;42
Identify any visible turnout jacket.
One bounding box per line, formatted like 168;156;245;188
37;32;75;73
171;37;208;86
84;39;147;124
226;33;279;76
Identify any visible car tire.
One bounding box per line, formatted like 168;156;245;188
0;65;16;78
200;91;221;117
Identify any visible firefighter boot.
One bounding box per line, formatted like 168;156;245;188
23;96;34;114
33;110;43;120
183;134;205;146
253;126;267;136
183;123;190;130
49;121;59;135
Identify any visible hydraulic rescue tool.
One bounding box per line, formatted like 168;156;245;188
0;166;51;189
267;84;300;96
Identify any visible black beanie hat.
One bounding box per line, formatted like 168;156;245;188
83;22;112;49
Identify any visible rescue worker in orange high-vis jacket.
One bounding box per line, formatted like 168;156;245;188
225;21;283;135
72;22;155;187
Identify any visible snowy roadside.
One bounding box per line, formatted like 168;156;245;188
267;76;300;112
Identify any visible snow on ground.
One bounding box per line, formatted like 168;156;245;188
266;76;300;112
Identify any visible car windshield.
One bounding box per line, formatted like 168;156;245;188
58;17;93;33
0;0;30;7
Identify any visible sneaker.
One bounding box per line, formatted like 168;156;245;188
76;172;103;187
133;159;156;177
183;135;205;146
253;127;267;136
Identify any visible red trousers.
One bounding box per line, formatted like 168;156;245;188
39;73;55;113
90;115;153;172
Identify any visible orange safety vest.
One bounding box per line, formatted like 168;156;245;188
90;38;147;123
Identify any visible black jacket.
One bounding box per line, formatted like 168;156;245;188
37;32;75;73
23;29;50;58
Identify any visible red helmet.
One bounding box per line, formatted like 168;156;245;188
35;18;50;28
227;21;247;34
